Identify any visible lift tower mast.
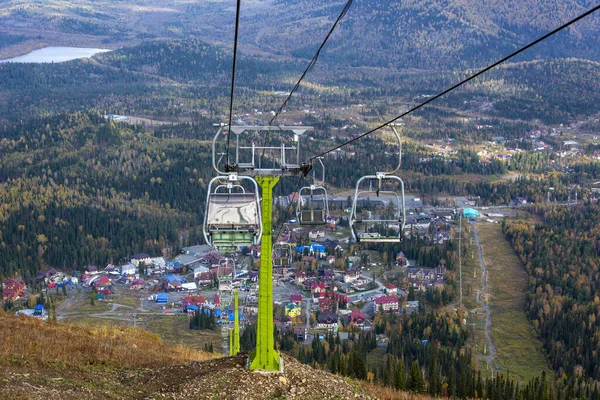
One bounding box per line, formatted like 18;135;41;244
208;125;312;372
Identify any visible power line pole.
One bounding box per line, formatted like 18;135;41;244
459;214;463;309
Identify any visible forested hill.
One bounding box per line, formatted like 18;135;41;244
97;39;297;86
0;39;298;120
2;0;599;71
266;0;600;69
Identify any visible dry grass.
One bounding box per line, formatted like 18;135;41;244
0;310;218;370
145;314;223;353
475;223;551;382
357;381;480;400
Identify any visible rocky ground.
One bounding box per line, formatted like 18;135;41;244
1;352;374;399
125;353;374;400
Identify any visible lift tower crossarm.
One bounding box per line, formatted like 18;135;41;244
212;125;313;177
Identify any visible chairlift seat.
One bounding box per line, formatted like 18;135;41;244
206;193;260;229
300;209;326;225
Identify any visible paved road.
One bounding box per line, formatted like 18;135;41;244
472;222;496;370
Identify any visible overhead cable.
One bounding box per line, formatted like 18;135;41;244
269;0;354;126
226;0;243;168
310;3;600;161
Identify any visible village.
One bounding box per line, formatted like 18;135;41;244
1;199;497;353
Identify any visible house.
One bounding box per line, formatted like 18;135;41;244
120;263;136;276
406;268;435;281
166;275;185;291
326;292;350;307
131;253;152;267
247;270;259;282
516;197;528;205
86;265;99;275
194;266;210;279
290;294;303;305
295;271;307;285
434;210;455;221
94;276;111;289
3;279;25;301
348;309;366;327
196;272;214;286
383;283;398;296
311;283;326;298
343;268;361;283
131;279;145;290
319;297;334;312
294;326;308;341
182;295;206;310
308;229;326;240
285;303;302;318
296;243;327;258
316;311;339;331
375;296;399;312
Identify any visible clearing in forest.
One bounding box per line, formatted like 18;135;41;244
475;223;551;382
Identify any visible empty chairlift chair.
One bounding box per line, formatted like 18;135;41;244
273;243;292;269
349;126;406;243
203;174;262;253
296;158;329;225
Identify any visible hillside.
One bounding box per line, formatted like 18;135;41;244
1;0;600;69
0;311;435;399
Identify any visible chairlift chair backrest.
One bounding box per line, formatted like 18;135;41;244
296;158;329;225
349;127;406;243
203;175;262;253
349;174;406;243
273;243;292;268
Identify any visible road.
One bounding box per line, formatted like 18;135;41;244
472;222;496;370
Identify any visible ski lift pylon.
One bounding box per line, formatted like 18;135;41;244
349;126;406;243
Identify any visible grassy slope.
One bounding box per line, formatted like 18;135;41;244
475;222;551;382
0;310;217;399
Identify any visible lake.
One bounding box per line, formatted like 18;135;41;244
0;46;112;64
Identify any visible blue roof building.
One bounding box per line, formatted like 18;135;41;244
463;208;479;218
156;293;168;304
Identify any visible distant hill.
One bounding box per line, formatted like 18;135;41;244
1;0;599;70
258;0;600;69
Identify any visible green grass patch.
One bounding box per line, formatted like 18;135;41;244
476;223;551;382
144;314;222;353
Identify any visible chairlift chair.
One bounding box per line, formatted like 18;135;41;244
203;174;262;253
273;243;292;269
296;158;329;225
349;173;406;243
349;126;406;243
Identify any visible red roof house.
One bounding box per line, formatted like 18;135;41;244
311;283;326;298
375;296;399;312
182;295;206;309
383;283;398;295
290;294;303;305
319;297;334;312
349;309;366;327
3;279;25;301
